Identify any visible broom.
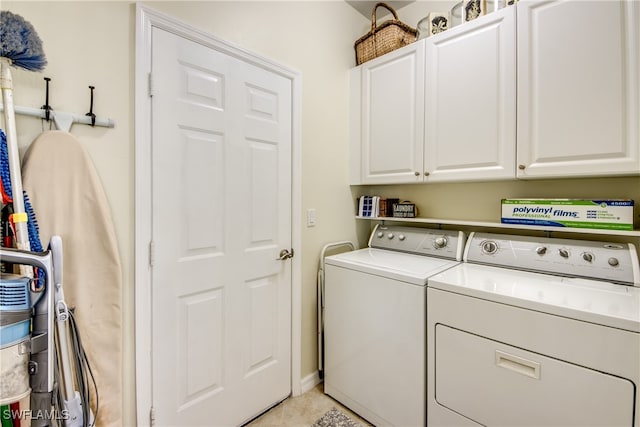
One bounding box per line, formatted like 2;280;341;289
0;10;47;262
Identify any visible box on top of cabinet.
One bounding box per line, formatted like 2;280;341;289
501;199;635;231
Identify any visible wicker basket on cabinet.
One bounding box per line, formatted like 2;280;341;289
354;2;418;65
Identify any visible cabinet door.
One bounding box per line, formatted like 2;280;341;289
517;0;640;178
360;42;425;184
425;6;516;182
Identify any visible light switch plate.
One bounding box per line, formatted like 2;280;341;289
307;208;317;227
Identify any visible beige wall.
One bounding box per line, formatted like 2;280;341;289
353;177;640;247
4;1;639;426
4;1;368;425
358;178;640;225
4;1;134;424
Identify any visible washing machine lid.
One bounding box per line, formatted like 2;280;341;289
428;263;640;333
325;248;461;286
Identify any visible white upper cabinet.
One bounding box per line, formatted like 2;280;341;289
352;7;516;184
517;0;640;178
351;0;640;185
356;41;425;184
425;6;516;182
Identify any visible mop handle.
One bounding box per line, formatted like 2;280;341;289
1;59;31;258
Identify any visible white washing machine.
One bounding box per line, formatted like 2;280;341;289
427;232;640;427
323;224;466;427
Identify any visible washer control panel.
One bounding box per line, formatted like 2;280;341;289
466;232;640;286
369;224;466;261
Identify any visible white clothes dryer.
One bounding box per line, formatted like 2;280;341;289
427;232;640;427
324;224;466;427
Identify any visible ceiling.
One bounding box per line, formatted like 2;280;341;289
346;1;415;19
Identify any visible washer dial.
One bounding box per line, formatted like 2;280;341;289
433;236;448;249
481;240;498;254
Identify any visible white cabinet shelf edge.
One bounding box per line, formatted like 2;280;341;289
355;216;640;237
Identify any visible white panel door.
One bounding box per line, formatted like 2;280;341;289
425;6;516;182
151;27;292;426
517;0;640;178
360;42;425;183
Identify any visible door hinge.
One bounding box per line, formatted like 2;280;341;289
150;406;156;426
149;241;155;267
148;72;154;98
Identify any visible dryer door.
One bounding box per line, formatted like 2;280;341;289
435;325;635;426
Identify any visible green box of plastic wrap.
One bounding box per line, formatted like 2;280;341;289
501;199;634;231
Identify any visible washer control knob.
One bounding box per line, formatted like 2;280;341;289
536;246;547;255
482;241;498;254
608;257;620;267
377;232;384;238
434;236;448;249
559;248;570;258
582;252;594;263
398;234;406;241
387;233;394;239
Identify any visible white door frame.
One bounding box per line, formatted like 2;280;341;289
134;4;303;425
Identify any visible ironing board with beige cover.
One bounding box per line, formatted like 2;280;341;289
21;130;122;427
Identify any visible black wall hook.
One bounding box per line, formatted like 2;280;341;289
85;85;96;127
41;77;52;122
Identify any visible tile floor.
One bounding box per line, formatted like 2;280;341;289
244;383;372;427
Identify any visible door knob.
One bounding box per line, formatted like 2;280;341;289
276;249;294;260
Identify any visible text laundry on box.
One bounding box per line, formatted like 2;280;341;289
501;199;635;231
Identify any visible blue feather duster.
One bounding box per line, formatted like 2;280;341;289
0;10;47;71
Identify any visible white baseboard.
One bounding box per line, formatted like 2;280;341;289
299;371;322;395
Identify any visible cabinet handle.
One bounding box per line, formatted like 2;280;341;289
424;171;430;176
414;171;420;176
518;164;526;170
